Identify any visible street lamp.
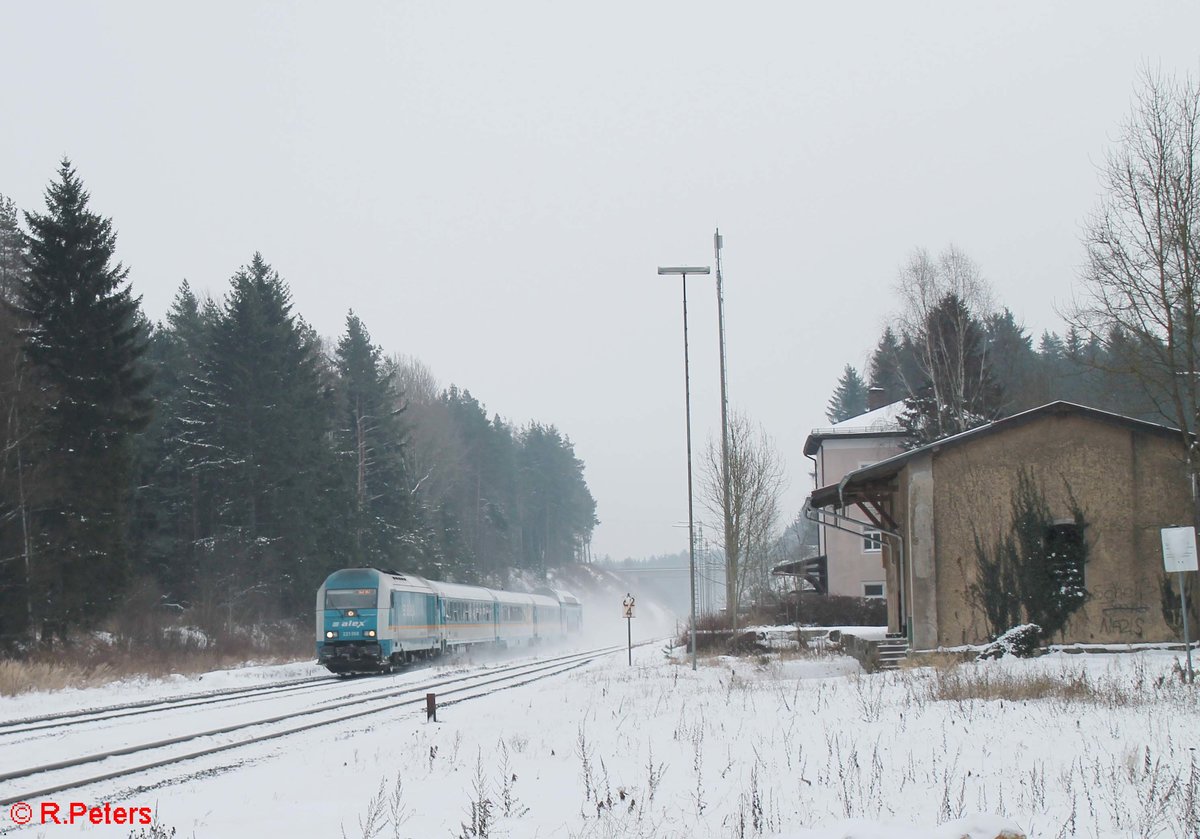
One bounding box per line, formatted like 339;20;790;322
658;264;710;672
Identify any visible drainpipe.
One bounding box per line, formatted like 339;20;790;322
804;451;821;557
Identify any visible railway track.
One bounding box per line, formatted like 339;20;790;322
0;643;560;736
0;642;638;812
0;672;343;735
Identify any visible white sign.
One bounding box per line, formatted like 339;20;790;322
1161;526;1199;573
622;594;635;619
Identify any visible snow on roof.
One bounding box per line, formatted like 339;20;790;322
804;400;906;454
829;400;905;431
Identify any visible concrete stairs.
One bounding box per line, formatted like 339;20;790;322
875;634;909;671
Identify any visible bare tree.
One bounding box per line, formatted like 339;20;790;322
385;354;461;503
895;245;994;327
1070;69;1200;476
700;410;787;632
388;353;440;407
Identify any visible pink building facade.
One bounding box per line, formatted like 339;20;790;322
803;400;906;600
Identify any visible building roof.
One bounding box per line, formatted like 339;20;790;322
808;401;1184;510
803;400;907;455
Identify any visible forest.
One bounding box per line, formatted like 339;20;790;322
0;162;597;642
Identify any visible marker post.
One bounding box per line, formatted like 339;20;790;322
622;594;636;666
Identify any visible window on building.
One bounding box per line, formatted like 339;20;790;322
863;582;885;599
862;529;883;553
1045;521;1085;592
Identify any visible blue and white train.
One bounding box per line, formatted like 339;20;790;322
316;567;583;674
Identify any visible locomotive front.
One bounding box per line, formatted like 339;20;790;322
316;569;387;673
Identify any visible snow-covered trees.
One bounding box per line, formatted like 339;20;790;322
9;161;152;634
402;386;597;585
334;312;419;572
174;255;334;616
0;164;599;639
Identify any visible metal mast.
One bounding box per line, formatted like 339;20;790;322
715;229;735;626
658;265;710;671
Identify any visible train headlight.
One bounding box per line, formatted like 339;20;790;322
366;630;376;638
346;610;357;617
326;631;338;639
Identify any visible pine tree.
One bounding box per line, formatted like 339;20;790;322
517;423;596;574
984;309;1037;412
334;312;419;569
428;387;523;582
12;160;152;632
868;328;906;403
128;281;212;599
183;254;334;618
0;195;25;304
0;195;38;637
825;364;868;423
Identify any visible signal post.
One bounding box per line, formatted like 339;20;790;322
622;594;636;666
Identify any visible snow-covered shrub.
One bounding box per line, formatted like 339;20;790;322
161;625;211;650
977;623;1042;660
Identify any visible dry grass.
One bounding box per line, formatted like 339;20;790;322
900;651;970;671
0;624;312;697
929;666;1101;703
917;652;1195;706
668;642;830;673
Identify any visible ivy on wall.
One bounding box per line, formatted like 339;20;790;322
968;469;1090;641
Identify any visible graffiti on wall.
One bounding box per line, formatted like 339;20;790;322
1093;581;1149;638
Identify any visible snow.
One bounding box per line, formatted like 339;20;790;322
1;637;1197;838
0;660;327;722
827;402;905;432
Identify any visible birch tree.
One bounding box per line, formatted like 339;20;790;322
701;410;786;632
889;246;1003;446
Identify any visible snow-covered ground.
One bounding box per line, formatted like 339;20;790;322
1;637;1197;838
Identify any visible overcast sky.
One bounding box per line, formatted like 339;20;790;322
4;3;1199;561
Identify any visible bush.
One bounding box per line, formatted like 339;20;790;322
977;623;1042;660
789;592;886;627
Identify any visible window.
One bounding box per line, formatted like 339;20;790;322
862;529;882;553
863;582;885;599
325;588;377;610
392;592;425;622
1046;522;1085;592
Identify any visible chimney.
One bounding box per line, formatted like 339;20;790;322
867;387;887;411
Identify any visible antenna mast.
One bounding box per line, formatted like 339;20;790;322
715;229;735;627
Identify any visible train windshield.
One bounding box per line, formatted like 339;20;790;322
325;588;377;610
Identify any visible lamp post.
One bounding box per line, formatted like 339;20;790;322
658;265;710;672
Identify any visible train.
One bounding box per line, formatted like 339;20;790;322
316;567;583;674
